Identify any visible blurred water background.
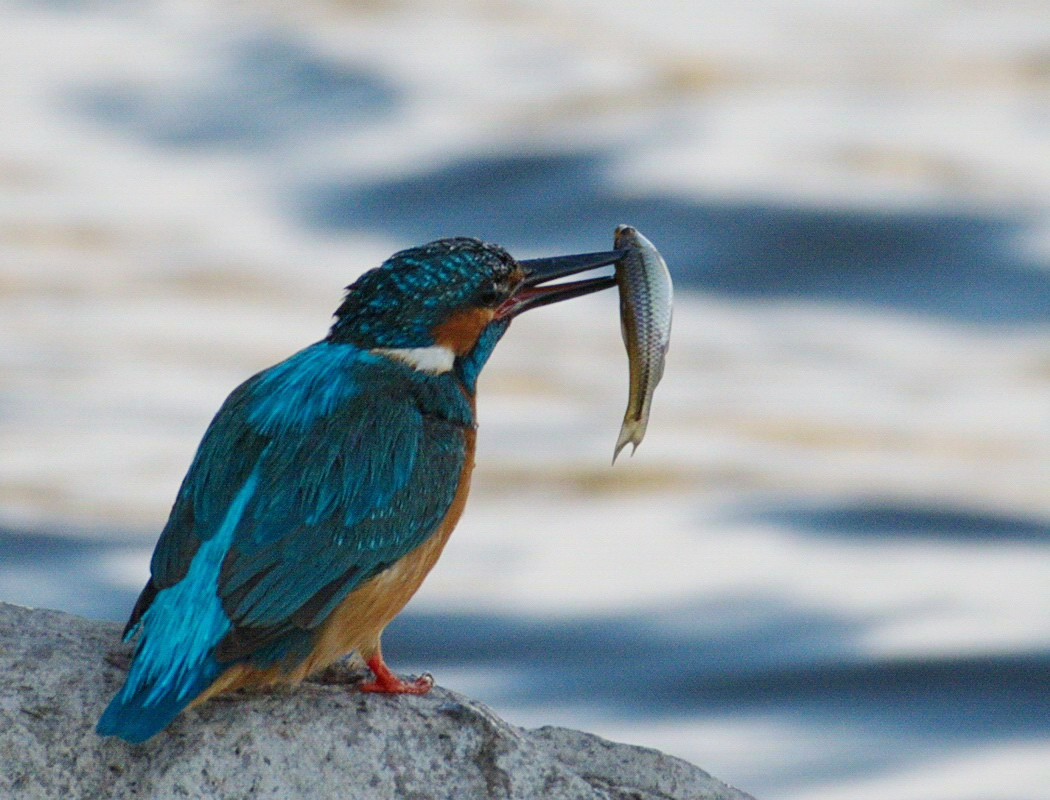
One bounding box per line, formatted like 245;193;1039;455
3;1;1050;798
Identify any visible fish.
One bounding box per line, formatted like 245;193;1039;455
612;225;673;462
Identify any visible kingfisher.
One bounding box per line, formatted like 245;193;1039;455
96;237;621;743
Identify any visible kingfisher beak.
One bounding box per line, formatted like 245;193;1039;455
495;249;623;320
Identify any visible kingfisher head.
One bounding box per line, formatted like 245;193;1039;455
328;237;620;390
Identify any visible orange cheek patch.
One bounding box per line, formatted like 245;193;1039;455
432;308;495;355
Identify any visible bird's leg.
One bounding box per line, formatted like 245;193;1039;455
357;646;433;695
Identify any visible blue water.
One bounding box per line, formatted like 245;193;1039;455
300;149;1047;323
74;32;1050;326
77;31;398;150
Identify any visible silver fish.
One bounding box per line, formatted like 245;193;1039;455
613;225;673;462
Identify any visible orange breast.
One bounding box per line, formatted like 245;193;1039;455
198;424;478;700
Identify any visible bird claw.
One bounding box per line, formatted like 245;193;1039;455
357;672;433;695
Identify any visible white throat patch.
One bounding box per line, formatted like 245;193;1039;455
372;345;456;374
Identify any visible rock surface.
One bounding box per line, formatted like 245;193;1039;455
0;602;754;800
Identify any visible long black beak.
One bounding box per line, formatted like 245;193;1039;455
495;249;623;320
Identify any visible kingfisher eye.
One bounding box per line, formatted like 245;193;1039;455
477;288;504;306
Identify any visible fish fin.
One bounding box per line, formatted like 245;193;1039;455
612;419;646;464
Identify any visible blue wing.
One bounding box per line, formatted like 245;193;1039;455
97;342;474;741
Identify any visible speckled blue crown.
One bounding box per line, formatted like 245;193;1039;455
329;237;517;348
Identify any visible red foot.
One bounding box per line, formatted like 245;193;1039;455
358;653;434;695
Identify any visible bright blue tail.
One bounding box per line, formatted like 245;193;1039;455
96;658;223;744
97;462;264;743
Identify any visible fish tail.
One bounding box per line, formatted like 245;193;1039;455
612;420;645;463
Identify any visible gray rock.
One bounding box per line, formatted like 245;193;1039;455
0;602;755;799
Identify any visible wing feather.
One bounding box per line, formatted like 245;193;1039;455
127;341;474;668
